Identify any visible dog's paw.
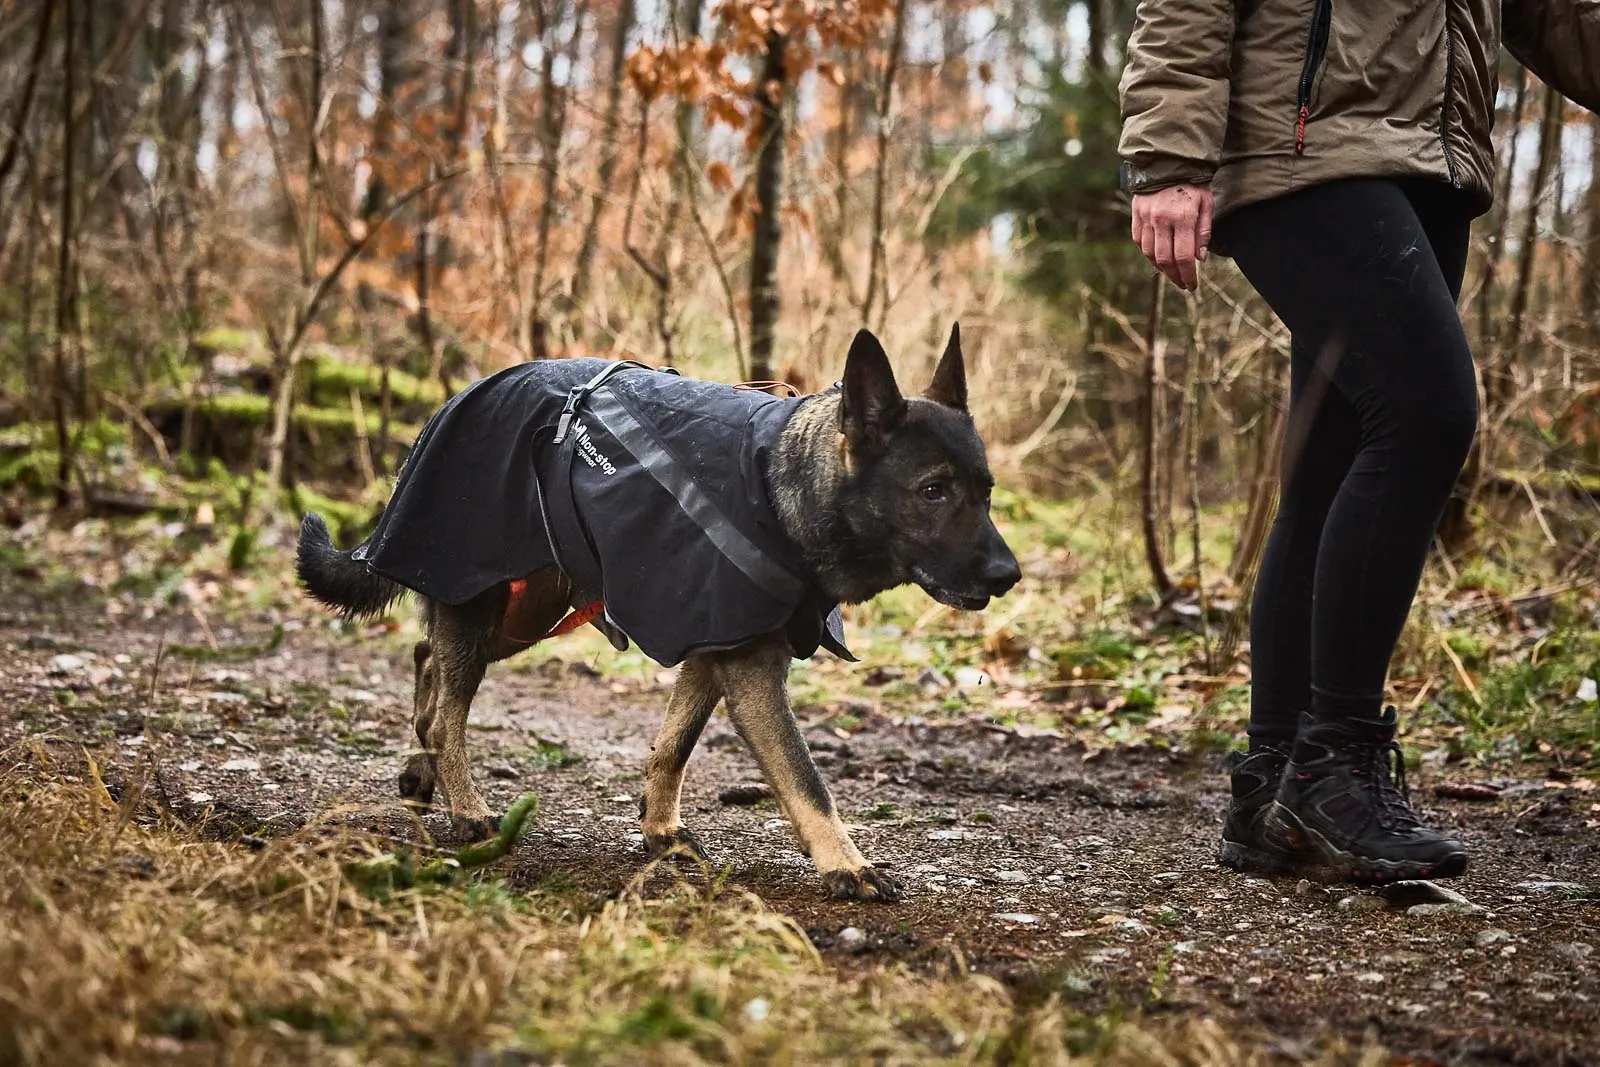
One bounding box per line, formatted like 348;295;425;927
451;813;501;842
644;828;711;863
821;867;902;903
398;754;436;808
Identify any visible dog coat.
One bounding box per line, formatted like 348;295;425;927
351;358;853;667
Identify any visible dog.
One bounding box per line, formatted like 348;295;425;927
296;325;1020;901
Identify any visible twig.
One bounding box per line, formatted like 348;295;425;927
1438;635;1483;708
350;388;375;488
102;391;174;472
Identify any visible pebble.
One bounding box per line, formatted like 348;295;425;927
1296;879;1328;899
1381;880;1472;909
1336;894;1385;913
953;667;990;689
718;783;774;805
927;829;975;841
219;758;260;772
1355;972;1386;984
995;870;1031;883
47;653;86;674
1407;902;1486;918
915;667;950;693
837;927;868;952
178;761;200;772
1152;871;1184;883
1515;880;1590;895
487;765;519;780
1475;928;1514;947
1554;942;1594;961
994;912;1040;924
1114;918;1150;937
743;998;770;1022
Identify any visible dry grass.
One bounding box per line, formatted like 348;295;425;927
0;742;1387;1067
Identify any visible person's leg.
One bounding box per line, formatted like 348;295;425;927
1216;178;1476;880
1244;338;1362;751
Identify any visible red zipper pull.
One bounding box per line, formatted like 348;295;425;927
1296;104;1309;154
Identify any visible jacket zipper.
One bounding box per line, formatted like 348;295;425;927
1439;1;1462;187
1295;0;1334;154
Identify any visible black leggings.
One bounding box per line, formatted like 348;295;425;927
1215;178;1478;746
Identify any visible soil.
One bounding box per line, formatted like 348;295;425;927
4;581;1598;1067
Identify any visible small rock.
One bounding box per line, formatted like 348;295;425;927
953;667;990;689
1114;918;1150;937
743;997;770;1022
837;927;868;953
927;829;974;841
861;666;904;687
219;758;260;772
1554;942;1594;962
178;761;201;772
1295;879;1328;899
1152;871;1184;883
718;783;774;806
1515;880;1590;895
994;912;1040;924
1578;677;1598;703
47;653;87;675
1336;894;1385;913
1407;903;1486;918
1381;880;1472;908
487;764;519;780
186;792;213;804
995;870;1031;883
915;667;950;694
1475;928;1514;947
1355;972;1386;984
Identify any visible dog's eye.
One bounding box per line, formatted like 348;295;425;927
919;482;948;503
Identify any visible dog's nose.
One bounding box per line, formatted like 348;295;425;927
980;552;1021;596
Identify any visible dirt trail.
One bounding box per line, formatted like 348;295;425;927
4;587;1598;1066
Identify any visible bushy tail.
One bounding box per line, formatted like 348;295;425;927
296;513;404;619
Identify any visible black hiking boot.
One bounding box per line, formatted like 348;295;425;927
1263;709;1468;883
1217;744;1314;873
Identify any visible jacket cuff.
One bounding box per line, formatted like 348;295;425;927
1119;159;1215;195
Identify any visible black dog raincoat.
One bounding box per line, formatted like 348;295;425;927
351;358;852;667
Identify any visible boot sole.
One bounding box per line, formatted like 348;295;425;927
1217;838;1300;875
1265;802;1468;884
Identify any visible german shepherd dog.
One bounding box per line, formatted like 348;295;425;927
297;326;1020;901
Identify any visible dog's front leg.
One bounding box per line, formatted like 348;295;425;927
640;656;720;861
712;639;901;903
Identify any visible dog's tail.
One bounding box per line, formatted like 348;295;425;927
296;512;404;619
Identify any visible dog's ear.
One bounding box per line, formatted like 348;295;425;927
840;328;906;449
923;322;968;412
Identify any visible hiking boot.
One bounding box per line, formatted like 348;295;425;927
1263;709;1468;882
1217;744;1314;873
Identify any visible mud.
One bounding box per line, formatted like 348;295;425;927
3;588;1597;1066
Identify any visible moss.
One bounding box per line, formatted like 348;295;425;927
304;357;444;415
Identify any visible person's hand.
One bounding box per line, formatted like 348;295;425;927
1131;184;1213;291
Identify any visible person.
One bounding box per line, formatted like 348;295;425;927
1117;1;1600;881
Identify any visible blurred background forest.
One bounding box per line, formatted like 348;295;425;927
1;0;1598;605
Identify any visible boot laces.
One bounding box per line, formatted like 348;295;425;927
1350;739;1419;830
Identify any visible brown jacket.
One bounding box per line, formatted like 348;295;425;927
1118;0;1600;223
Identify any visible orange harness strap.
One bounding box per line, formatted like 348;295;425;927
503;578;605;646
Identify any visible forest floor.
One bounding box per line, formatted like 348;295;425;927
1;498;1597;1066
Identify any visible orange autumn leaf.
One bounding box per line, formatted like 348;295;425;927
707;161;735;192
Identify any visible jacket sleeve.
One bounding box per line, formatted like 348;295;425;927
1503;0;1600;114
1117;0;1238;194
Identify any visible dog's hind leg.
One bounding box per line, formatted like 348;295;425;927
640;656;720;861
398;638;438;809
712;639;901;903
426;602;499;841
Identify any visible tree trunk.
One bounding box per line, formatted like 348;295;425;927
1447;81;1562;550
747;30;789;384
53;0;79;510
0;0;57;261
567;0;636;341
1139;275;1174;599
1086;0;1106;76
529;0;585;360
861;0;908;329
1583;112;1600;329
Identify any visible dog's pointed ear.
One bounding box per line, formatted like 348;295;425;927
923;322;968;412
840;328;906;449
